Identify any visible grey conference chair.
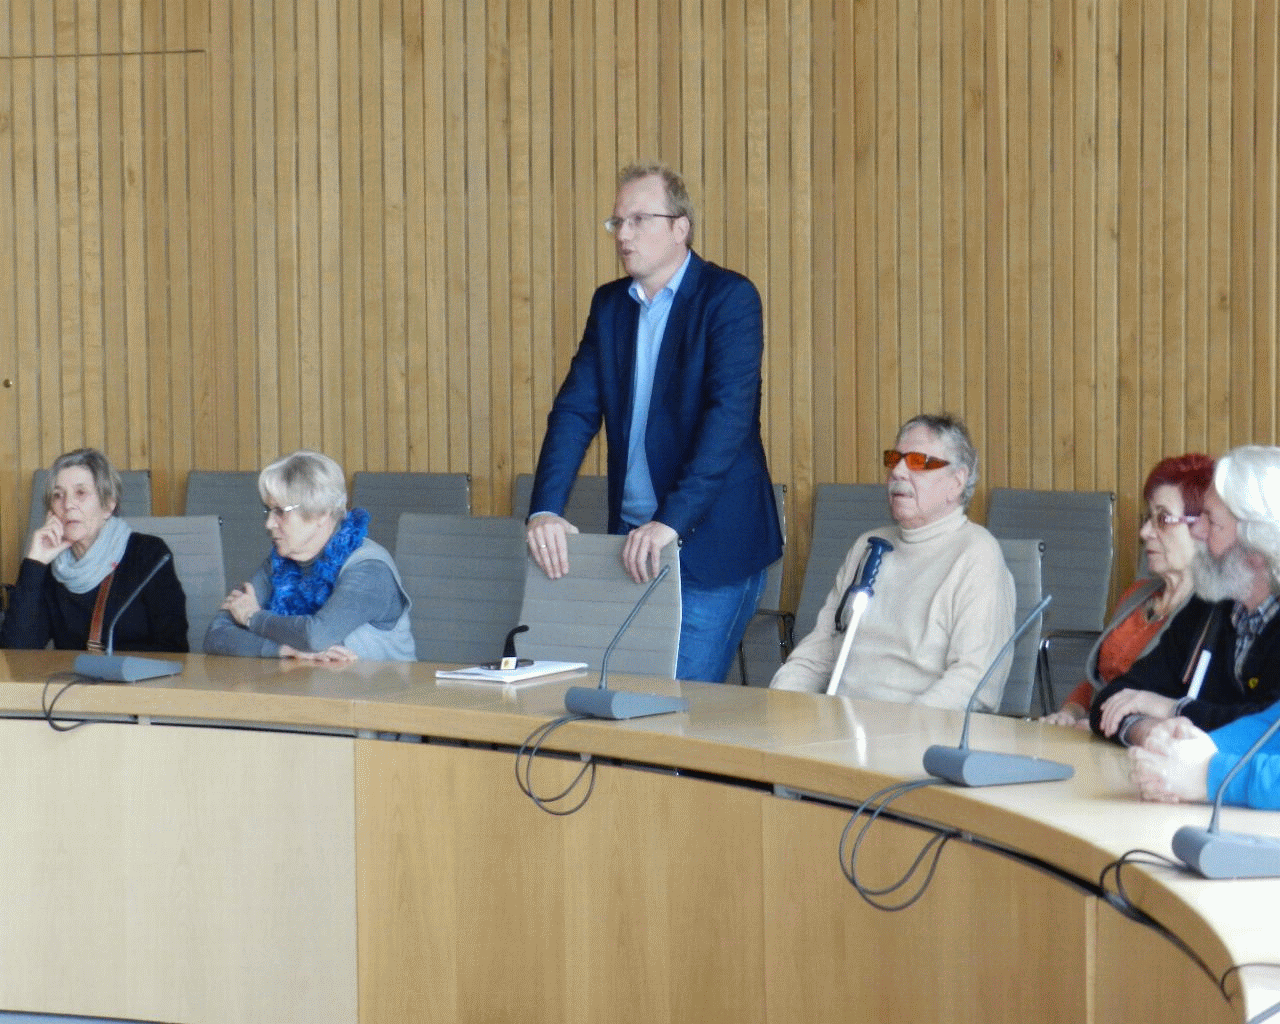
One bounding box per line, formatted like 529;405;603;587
735;482;789;685
394;513;527;665
126;515;227;652
994;538;1046;716
511;472;611;533
184;470;268;590
352;471;472;554
787;483;892;653
518;533;681;678
28;467;152;544
985;488;1115;715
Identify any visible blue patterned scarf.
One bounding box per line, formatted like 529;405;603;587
267;507;369;615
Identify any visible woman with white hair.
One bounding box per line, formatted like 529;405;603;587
1092;445;1280;746
204;450;415;662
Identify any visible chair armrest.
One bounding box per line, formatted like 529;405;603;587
751;607;796;657
1035;629;1102;717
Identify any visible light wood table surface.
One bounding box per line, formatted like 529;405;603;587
1;650;1278;1023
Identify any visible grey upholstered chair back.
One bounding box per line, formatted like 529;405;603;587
985;488;1115;712
125;515;227;652
394;513;526;665
994;538;1046;716
29;467;152;545
518;533;681;678
184;470;268;589
735;482;789;684
793;483;892;643
352;471;472;553
511;473;610;534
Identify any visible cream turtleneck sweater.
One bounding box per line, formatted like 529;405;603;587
771;507;1016;710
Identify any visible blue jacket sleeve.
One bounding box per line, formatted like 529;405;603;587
1206;702;1280;809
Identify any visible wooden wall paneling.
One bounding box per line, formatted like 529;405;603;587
416;0;448;471
525;0;554;493
873;0;898;451
442;0;468;478
359;0;386;471
699;0;724;266
274;0;301;457
56;56;87;450
679;0;703;209
188;51;216;472
1049;0;1076;485
849;0;876;483
982;0;1009;491
75;51;106;451
897;0;923;420
765;0;790;481
296;0;322;450
810;0;834;501
1093;0;1119;503
1229;1;1256;442
1160;0;1188;466
938;0;964;421
507;0;533;496
1004;0;1031;488
163;51;194;507
0;41;17;572
485;0;512;508
339;0;365;475
961;0;988;489
465;0;492;508
1026;0;1052;490
1138;0;1167;488
788;0;813;568
1182;0;1210;454
316;0;343;462
1204;0;1234;460
1251;0;1278;442
382;0;408;471
144;52;172;503
1072;0;1099;491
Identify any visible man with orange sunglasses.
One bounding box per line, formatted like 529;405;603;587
771;413;1015;709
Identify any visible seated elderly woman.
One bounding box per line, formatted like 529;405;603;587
1043;453;1214;728
204;450;415;662
0;448;188;651
1130;706;1280;810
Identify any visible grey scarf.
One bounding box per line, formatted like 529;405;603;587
50;515;133;594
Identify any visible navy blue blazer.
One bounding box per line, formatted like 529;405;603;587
529;251;783;586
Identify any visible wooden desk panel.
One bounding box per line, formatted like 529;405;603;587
0;719;356;1024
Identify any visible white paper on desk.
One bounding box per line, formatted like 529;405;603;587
435;661;588;687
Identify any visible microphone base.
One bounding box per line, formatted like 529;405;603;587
1173;825;1280;879
923;746;1075;787
564;686;689;720
73;654;184;683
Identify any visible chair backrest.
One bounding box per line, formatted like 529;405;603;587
394;513;527;664
29;467;152;544
511;473;611;534
352;471;472;553
736;482;789;684
518;533;681;677
994;538;1046;716
986;488;1115;707
125;515;227;652
794;483;892;641
184;470;269;589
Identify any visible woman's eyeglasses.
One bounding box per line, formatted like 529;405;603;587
1142;511;1199;531
883;449;951;472
262;503;301;520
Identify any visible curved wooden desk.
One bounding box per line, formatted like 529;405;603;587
1;651;1277;1023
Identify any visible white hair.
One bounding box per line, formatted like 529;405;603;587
259;450;348;521
1214;445;1280;587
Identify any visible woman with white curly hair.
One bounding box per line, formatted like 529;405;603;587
1092;445;1280;748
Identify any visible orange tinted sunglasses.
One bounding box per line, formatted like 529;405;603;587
883;449;951;471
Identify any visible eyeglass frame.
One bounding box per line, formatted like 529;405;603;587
603;212;683;234
882;449;952;472
262;502;302;520
1141;510;1199;531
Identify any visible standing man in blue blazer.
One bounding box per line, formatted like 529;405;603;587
525;162;783;683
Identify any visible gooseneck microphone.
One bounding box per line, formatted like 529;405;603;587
563;564;688;720
1172;712;1280;878
73;554;185;683
923;595;1074;786
826;537;894;696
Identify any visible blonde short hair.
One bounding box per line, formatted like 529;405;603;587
259;450;348;520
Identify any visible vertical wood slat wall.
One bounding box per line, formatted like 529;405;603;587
0;0;1276;607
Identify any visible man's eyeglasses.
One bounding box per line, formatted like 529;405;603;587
262;503;301;520
883;449;951;472
1142;511;1199;531
603;212;682;234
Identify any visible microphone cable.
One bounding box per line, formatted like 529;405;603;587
837;777;955;911
41;671;96;733
514;713;597;815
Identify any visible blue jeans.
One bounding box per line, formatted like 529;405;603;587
676;567;768;683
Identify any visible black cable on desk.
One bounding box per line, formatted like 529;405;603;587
514;713;596;815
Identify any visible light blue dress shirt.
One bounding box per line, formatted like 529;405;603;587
620;253;692;527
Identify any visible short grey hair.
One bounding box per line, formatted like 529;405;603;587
1214;445;1280;586
618;161;695;244
897;413;979;507
44;448;122;515
259;450;348;521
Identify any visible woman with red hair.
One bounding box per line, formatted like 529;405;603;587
1043;453;1215;727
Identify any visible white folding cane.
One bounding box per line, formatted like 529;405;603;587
825;536;893;695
